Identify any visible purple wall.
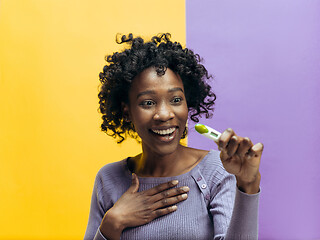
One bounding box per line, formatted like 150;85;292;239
186;1;320;239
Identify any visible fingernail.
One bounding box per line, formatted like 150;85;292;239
181;186;189;192
252;142;264;151
258;142;264;150
171;180;179;185
171;205;177;210
181;193;188;199
132;173;135;179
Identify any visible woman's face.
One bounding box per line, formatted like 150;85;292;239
124;67;188;156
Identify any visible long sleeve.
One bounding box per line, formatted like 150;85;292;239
84;174;108;240
84;162;131;240
209;171;260;240
225;188;260;240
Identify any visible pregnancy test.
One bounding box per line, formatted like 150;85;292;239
194;123;221;143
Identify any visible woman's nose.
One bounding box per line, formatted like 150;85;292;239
153;103;174;121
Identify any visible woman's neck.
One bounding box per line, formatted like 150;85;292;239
132;145;204;177
133;144;183;177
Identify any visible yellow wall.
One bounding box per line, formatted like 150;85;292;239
0;0;185;239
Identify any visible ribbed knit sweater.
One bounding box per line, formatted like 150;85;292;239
84;150;260;240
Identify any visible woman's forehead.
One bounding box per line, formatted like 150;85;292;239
131;67;184;92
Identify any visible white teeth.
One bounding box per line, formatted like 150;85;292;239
152;128;176;135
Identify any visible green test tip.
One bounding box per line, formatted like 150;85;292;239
195;124;209;134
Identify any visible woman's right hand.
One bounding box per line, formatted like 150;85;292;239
99;173;189;240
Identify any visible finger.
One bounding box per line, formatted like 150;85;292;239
236;137;253;157
145;180;179;196
218;128;235;150
247;143;264;158
153;193;188;210
153;205;178;219
220;150;230;162
225;135;240;157
128;173;139;193
151;186;190;202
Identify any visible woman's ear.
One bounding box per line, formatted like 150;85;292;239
121;102;131;122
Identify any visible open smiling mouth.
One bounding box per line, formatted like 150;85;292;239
150;127;177;142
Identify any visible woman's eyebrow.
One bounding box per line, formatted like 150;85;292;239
137;90;155;99
136;87;184;99
168;87;184;93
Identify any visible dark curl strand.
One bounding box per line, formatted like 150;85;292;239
98;33;216;143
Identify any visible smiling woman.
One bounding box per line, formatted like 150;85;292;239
98;34;215;144
84;34;263;240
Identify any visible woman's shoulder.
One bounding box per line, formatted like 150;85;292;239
184;147;222;168
95;158;129;184
92;159;132;203
198;149;223;168
187;147;232;181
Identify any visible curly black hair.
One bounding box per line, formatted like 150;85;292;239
98;33;216;143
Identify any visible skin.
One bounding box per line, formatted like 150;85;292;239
99;67;263;240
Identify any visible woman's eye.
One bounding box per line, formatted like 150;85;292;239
140;100;155;107
172;97;182;104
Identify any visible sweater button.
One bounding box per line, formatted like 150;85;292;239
197;177;202;181
201;184;207;189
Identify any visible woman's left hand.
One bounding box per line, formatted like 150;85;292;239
218;128;264;194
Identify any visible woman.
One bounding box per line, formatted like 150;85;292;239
84;34;263;240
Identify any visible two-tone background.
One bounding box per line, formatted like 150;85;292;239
0;0;319;239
